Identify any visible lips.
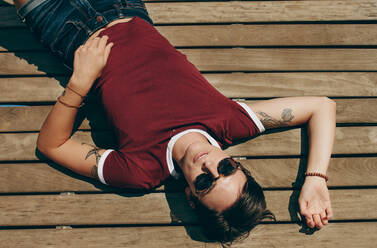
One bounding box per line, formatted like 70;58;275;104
193;152;208;163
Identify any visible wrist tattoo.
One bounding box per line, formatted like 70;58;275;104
257;108;294;129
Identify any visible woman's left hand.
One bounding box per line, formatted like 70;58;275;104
298;176;333;229
71;35;114;94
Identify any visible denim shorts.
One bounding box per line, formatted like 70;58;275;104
17;0;153;70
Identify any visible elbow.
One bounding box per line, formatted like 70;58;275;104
36;134;50;157
321;96;336;111
36;135;46;155
318;97;336;121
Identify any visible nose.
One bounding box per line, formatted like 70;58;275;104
202;160;219;178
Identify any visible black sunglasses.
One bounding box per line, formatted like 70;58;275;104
194;158;241;196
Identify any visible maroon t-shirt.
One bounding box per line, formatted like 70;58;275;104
94;17;264;190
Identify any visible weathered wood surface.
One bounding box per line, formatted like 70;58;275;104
0;189;376;226
2;24;377;52
1;127;377;161
0;52;69;75
181;48;377;71
0;157;376;193
0;223;376;248
2;49;377;75
1;73;377;103
226;126;377;156
0;226;205;248
207;73;377;98
2;1;377;27
1;0;376;246
1;99;375;132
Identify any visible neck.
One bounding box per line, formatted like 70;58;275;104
172;132;209;165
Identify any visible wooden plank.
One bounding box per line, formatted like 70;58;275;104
0;157;376;193
0;105;109;132
1;127;376;161
1;49;377;75
2;1;377;27
3;24;377;52
0;52;69;75
0;189;375;226
0;226;204;248
246;157;377;188
233;223;377;248
226;126;377;156
206;72;377;98
159;23;377;46
140;1;377;23
0;77;66;102
1;99;376;132
1;73;376;103
0;163;100;193
1;223;376;248
181;48;377;71
335;99;377;123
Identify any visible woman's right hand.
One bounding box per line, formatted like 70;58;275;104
298;176;333;229
70;35;114;95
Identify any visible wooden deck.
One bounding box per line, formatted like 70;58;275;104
1;0;377;247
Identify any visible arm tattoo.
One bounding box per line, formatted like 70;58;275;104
83;143;101;164
257;108;294;129
82;143;102;180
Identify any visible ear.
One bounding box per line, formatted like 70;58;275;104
185;187;196;209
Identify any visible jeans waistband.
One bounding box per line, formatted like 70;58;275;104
17;0;49;21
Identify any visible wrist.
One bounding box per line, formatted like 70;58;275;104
69;74;92;96
59;89;84;107
304;172;328;182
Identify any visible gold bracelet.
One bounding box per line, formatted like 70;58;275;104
304;172;329;182
57;96;83;109
66;85;86;99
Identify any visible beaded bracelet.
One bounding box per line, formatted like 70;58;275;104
57;96;83;109
304;172;329;182
66;85;86;99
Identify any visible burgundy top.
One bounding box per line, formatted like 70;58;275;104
94;17;264;190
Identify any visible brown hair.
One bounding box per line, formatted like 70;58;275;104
191;166;275;245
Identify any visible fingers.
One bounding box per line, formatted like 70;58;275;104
76;36;112;58
98;35;109;49
313;214;323;229
104;42;114;61
300;207;315;229
326;204;333;220
305;215;315;228
300;205;330;229
83;35;108;49
320;211;328;225
85;36;101;49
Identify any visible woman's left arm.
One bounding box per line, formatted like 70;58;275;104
247;96;336;229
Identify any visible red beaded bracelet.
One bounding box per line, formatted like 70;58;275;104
304;172;329;182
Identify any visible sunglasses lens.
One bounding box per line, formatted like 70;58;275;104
194;173;213;191
218;159;237;176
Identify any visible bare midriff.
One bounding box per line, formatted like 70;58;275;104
88;17;133;41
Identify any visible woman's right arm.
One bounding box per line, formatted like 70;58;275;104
37;35;113;179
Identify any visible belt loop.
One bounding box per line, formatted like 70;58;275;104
113;2;124;17
120;0;128;8
16;9;26;23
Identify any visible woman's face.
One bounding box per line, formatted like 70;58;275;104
179;141;247;212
